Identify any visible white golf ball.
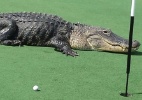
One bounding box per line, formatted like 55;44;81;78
33;85;39;91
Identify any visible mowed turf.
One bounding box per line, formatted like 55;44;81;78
0;0;142;100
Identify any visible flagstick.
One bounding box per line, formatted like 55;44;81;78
120;0;135;97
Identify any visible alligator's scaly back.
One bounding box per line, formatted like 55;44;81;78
0;12;65;22
0;12;73;45
0;12;140;56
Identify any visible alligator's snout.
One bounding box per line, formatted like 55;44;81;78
132;40;140;48
99;34;141;52
127;40;140;52
97;32;141;52
116;39;140;52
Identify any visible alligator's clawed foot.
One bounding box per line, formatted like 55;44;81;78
63;50;79;57
62;46;79;57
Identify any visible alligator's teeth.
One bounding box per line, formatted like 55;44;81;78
122;48;125;51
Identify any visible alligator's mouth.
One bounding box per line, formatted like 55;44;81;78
98;39;140;52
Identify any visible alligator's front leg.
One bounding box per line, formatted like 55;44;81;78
46;36;79;57
0;19;21;46
0;19;18;41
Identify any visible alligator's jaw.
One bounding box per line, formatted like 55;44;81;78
93;39;140;52
94;32;141;52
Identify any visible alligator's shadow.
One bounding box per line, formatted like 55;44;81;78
102;51;142;56
131;51;142;55
133;93;142;95
120;92;142;97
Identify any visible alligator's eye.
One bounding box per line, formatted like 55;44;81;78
103;30;108;33
103;30;110;36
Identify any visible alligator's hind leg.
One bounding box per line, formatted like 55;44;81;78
46;36;79;57
0;19;21;46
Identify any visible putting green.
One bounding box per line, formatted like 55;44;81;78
0;0;142;100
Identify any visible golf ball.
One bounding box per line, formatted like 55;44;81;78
33;85;39;91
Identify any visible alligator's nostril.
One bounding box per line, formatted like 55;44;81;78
132;40;140;48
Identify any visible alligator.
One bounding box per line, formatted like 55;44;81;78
0;12;140;56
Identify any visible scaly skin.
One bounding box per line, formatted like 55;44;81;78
0;12;140;56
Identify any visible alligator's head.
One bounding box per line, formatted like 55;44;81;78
70;23;140;52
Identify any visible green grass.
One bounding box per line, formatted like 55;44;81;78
0;0;142;100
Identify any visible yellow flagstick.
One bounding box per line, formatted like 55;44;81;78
120;0;135;97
